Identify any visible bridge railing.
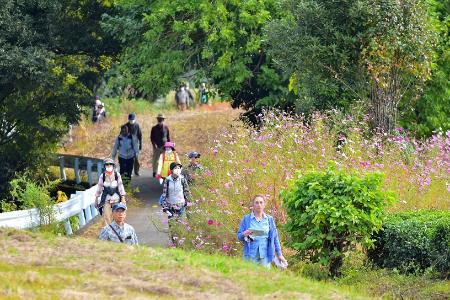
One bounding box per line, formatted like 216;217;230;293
51;153;105;186
0;184;99;234
0;154;105;234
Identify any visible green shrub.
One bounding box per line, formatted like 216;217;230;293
368;210;450;277
282;164;394;277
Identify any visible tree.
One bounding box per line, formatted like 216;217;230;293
266;0;436;132
0;0;118;202
102;0;290;122
399;0;450;137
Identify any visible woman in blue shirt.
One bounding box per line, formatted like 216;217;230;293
237;195;287;267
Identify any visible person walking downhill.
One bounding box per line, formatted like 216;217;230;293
95;158;126;225
150;113;171;178
99;203;138;245
182;151;203;184
175;86;189;111
161;162;191;220
199;83;209;105
156;142;181;183
112;125;139;183
237;195;287;268
185;83;195;108
124;113;142;176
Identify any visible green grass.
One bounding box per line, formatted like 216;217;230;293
0;228;370;299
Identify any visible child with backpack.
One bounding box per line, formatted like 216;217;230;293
112;125;139;182
155;142;181;184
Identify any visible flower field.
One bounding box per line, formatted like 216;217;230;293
172;110;450;255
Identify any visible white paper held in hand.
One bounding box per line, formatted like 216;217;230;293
273;256;288;269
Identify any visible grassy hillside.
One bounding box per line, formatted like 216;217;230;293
0;228;369;299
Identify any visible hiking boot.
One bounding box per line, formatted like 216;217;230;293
135;172;140;176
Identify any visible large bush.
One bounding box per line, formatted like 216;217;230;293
368;210;450;277
281;165;393;276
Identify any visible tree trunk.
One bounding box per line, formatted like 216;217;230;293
369;67;401;133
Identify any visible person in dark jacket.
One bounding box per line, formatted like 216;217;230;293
150;113;171;177
124;113;142;176
112;125;139;182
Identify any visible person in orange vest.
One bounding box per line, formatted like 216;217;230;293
156;142;181;183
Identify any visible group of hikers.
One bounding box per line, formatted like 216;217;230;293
94;110;287;269
175;82;209;111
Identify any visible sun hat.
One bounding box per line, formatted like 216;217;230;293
104;158;115;166
164;142;175;149
157;113;166;119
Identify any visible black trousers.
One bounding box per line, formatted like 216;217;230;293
119;157;134;182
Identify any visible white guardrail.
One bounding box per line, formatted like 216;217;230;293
0;184;99;235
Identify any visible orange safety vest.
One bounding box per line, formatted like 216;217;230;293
161;151;178;178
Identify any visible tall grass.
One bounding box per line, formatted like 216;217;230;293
172;110;450;256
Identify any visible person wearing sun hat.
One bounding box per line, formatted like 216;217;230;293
161;162;191;219
99;203;138;245
156;141;181;182
151;113;171;177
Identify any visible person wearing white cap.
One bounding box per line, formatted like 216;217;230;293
99;203;138;245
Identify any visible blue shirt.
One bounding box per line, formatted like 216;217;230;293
237;213;282;262
248;212;270;258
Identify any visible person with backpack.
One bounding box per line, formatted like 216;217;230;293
182;151;203;184
124;113;142;176
161;162;191;219
95;158;126;225
156;142;181;183
99;203;138;245
151;114;171;177
112;125;139;182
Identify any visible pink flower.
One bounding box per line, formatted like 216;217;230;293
222;243;230;252
224;181;232;189
204;169;212;177
207;219;214;225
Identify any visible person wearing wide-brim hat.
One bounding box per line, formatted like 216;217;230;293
156;141;181;182
150;113;171;177
161;162;191;219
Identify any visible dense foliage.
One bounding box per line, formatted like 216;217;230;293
266;0;436;132
0;0;118;201
102;0;291;122
281;165;393;276
368;210;450;277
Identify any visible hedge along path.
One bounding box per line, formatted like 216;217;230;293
79;103;241;245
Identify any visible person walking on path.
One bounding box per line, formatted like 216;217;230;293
199;83;209;105
175;86;189;111
124;113;142;176
112;125;139;182
161;162;191;219
151;113;171;177
99;203;138;245
156;142;181;183
95;158;126;225
182;151;203;184
237;195;287;268
185;83;195;108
